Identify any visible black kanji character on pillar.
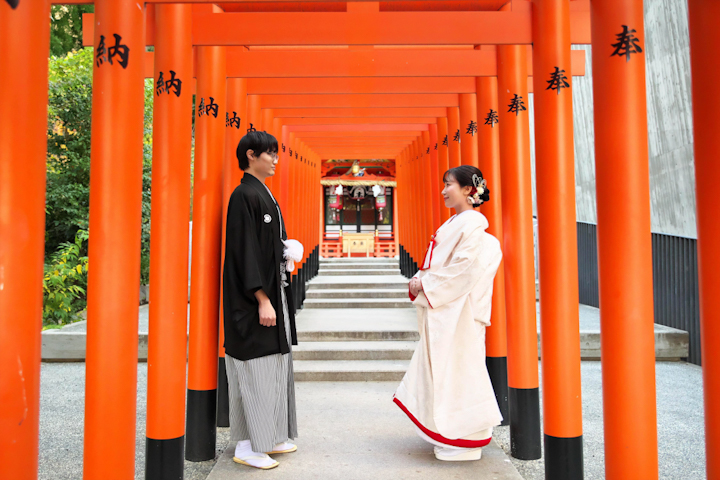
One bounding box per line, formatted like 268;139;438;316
508;94;527;116
466;120;478;137
442;135;448;146
107;34;130;69
295;152;298;159
165;70;182;97
611;25;643;62
484;109;499;128
198;98;206;117
282;144;286;152
426;147;430;154
289;148;293;156
247;123;256;132
96;35;108;67
6;0;19;9
156;72;166;96
205;97;218;118
453;129;461;142
227;111;240;129
546;66;570;94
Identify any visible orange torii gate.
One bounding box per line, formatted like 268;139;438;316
2;1;720;480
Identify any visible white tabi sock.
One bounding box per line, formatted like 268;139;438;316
234;440;277;468
270;441;297;453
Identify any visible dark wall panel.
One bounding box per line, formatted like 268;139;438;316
576;222;701;365
577;222;599;308
651;233;701;365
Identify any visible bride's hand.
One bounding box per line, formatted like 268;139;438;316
409;278;422;297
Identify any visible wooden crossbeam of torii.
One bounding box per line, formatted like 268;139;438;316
251;77;480;94
259;94;458;108
302;138;418;143
287;124;429;159
287;124;430;160
286;118;439;126
290;124;428;132
77;2;590;44
308;143;414;149
293;131;423;137
81;29;586;79
272;107;447;117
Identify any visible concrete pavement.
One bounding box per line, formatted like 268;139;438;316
207;382;523;480
38;362;706;480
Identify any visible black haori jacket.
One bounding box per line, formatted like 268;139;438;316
222;172;297;361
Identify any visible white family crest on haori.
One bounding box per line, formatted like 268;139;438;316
263;214;272;223
394;210;503;445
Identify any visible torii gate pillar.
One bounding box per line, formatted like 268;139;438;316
186;45;227;462
0;1;51;478
591;1;658;478
531;0;583;477
145;4;194;479
688;3;720;479
83;0;147;477
497;43;542;461
476;74;510;428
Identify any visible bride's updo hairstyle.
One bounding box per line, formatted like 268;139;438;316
442;165;490;208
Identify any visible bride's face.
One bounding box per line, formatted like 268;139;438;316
441;176;472;210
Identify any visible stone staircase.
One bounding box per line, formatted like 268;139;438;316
290;257;691;381
40;258;690;368
293;257;415;381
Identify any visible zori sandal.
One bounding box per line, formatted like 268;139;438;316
266;442;297;454
434;446;483;462
232;454;279;470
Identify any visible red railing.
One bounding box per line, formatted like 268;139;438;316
321;233;343;258
321;232;397;258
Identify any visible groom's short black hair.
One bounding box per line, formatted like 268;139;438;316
236;130;279;171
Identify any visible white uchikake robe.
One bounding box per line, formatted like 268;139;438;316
394;210;503;447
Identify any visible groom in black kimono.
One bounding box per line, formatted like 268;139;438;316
222;130;298;470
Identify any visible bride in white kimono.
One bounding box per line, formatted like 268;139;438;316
394;165;503;462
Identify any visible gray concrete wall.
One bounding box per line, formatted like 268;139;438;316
530;0;697;238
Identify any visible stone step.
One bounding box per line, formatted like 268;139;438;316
307;281;408;290
303;298;414;309
317;268;400;276
297;330;420;343
320;257;398;263
293;341;416;361
40;327;689;361
320;262;400;270
306;288;408;299
294;359;409;381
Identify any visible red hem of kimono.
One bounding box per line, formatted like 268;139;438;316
393;397;492;448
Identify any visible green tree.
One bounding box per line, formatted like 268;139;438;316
46;48;94;254
42;230;89;326
46;47;155;280
50;5;94;58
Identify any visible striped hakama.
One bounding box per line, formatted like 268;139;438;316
225;280;298;453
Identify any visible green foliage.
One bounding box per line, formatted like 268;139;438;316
50;5;94;58
141;78;154;284
46;48;94;255
43;230;89;326
43;48;156;322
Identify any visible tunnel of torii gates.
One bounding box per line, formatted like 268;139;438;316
1;0;720;479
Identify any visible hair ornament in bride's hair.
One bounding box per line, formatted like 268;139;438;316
467;174;488;205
